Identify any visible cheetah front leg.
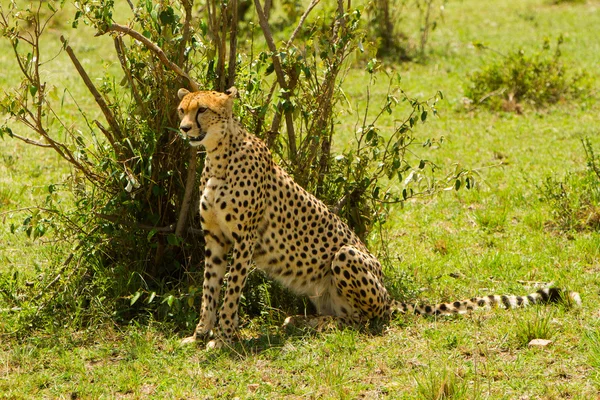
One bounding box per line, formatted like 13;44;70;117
206;235;254;349
181;234;231;345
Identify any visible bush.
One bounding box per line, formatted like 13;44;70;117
539;138;600;232
464;37;589;111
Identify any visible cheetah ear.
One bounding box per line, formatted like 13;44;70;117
177;88;190;100
224;86;238;98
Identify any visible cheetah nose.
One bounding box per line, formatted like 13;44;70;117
180;125;192;133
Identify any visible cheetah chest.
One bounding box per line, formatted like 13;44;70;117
200;177;234;241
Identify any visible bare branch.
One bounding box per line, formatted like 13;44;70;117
264;0;272;19
227;0;239;88
60;35;121;150
114;37;145;113
332;0;345;40
253;0;297;161
175;148;198;237
98;23;199;91
252;0;287;91
11;95;103;185
179;0;194;67
217;22;227;90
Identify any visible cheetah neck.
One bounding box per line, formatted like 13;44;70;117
203;119;248;180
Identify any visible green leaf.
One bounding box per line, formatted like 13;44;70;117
130;291;142;306
303;66;312;79
372;186;380;199
29;85;38;97
455;179;461;190
421;110;427;122
366;59;376;73
147;229;157;242
159;8;175;25
167;233;180;246
146;291;156;304
0;126;13;139
72;10;82;28
466;177;474;189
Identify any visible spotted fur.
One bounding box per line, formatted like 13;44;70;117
177;87;581;349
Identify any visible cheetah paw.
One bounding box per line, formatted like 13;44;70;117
180;334;198;345
206;339;224;350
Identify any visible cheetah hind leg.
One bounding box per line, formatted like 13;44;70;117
327;245;390;321
285;245;390;335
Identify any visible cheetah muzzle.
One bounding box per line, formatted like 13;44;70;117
176;87;581;350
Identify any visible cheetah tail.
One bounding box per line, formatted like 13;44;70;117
392;287;581;316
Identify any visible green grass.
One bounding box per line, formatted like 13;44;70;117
2;0;600;398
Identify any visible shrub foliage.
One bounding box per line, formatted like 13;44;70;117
540;138;600;232
465;37;589;111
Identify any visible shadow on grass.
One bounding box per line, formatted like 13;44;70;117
189;315;392;360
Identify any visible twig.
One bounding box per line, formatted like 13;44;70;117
98;23;199;91
33;254;74;301
477;87;507;105
0;206;38;216
94;212;176;232
284;0;320;49
6;131;51;148
12;94;103;185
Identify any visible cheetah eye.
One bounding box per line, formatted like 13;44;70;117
198;106;208;114
178;108;184;114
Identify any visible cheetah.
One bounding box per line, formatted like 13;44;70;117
176;87;581;349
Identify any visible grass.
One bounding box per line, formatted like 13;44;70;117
513;308;556;348
1;0;600;398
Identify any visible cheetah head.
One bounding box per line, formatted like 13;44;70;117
177;86;238;148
